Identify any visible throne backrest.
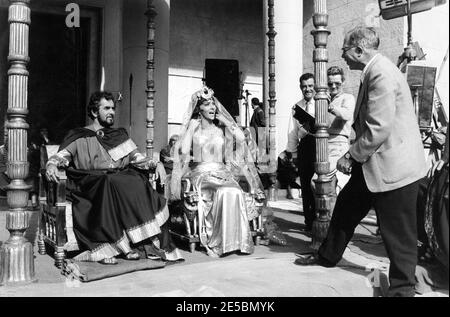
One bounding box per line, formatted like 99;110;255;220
40;145;59;169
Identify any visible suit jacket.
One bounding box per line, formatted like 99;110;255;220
349;54;427;192
250;106;266;128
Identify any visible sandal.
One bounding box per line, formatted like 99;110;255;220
99;257;118;265
205;246;220;258
124;251;140;260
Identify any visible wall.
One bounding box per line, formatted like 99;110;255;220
302;0;404;97
270;0;304;156
169;0;264;137
0;0;123;143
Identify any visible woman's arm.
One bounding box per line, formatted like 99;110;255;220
216;113;245;143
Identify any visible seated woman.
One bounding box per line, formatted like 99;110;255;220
170;87;266;257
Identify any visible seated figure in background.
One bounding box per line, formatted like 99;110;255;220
160;134;179;175
170;86;267;257
45;91;183;265
277;150;300;199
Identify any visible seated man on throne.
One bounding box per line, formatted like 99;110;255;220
45;91;183;265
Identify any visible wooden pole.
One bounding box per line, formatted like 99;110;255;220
266;0;277;201
145;0;157;159
0;0;36;285
311;0;332;250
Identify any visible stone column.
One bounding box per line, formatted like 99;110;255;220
272;0;303;158
263;0;303;200
0;0;35;286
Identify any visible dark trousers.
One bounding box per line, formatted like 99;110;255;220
318;164;419;297
297;135;316;229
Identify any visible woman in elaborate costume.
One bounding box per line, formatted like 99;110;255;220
170;87;266;257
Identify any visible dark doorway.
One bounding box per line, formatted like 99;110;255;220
0;8;95;145
205;59;240;118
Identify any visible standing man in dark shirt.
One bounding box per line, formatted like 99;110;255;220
249;97;266;146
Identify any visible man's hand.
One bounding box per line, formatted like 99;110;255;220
281;151;293;165
427;159;445;178
46;164;60;183
337;153;354;175
133;156;153;170
155;162;167;184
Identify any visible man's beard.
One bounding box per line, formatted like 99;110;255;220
98;116;114;128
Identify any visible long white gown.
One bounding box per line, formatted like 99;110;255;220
183;125;254;256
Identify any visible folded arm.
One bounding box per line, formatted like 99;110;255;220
286;109;309;154
330;94;355;121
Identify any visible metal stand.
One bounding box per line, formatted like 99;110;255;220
398;0;417;68
244;90;251;128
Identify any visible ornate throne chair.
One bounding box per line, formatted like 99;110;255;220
168;175;266;253
37;145;80;268
38;145;160;268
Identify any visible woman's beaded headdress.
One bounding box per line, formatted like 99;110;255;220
195;86;214;101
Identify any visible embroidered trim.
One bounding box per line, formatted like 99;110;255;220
73;243;120;262
108;139;137;161
162;248;184;261
127;205;169;243
155;204;170;226
72;205;170;262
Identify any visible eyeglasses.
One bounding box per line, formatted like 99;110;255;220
328;82;342;87
341;46;356;54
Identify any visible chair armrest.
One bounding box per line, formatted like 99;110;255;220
41;167;67;206
181;179;198;201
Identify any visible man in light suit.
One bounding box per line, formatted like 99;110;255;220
295;27;427;297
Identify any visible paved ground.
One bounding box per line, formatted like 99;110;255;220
0;193;448;297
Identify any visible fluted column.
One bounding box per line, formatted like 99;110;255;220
0;0;35;285
311;0;332;250
145;0;157;159
266;0;277;200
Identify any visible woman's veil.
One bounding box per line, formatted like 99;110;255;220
169;86;265;201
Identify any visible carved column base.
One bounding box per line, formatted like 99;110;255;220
310;215;330;250
0;235;36;286
310;176;334;250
